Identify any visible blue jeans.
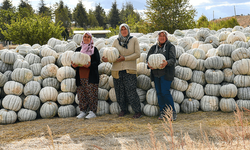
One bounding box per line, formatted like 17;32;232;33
154;76;176;113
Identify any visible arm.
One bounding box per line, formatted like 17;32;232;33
166;45;176;66
89;48;100;69
124;38;140;61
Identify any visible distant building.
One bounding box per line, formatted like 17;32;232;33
73;30;111;38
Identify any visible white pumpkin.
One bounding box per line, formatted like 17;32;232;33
178;53;198;69
71;52;91;67
41;56;56;67
98;62;112;75
61;51;74;66
96;100;110;116
30;63;42;76
23;95;41;111
137;62;151;77
102;47;120;63
146;88;158;105
40;64;58;79
143;104;159;117
148;54;166;69
108;75;114;88
0;51;18;64
98;88;109;101
39;87;58;103
58;105;76;118
0;109;17;124
200;96;219;112
137;53;148;63
109;88;117;102
128;103;144;114
24;81;41;96
24;53;41;65
109;102;121;114
2;95;22;111
61;78;77;93
57;92;75;105
56;66;76;82
13;59;30;69
219;98;236;112
137;75;151;91
186;83;204;100
17;108;37;121
4;81;23;96
40;101;58;119
99;74;110;90
171;77;188;92
42;78;60;90
0;72;8;87
11;68;33;84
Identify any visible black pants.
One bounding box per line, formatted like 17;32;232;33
113;70;141;113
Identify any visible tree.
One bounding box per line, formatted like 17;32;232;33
94;3;106;28
18;0;34;18
1;0;14;10
0;9;17;41
120;2;140;24
54;0;71;39
108;0;120;28
145;0;197;33
72;0;88;28
38;0;52;18
88;9;99;27
1;15;64;45
196;15;209;28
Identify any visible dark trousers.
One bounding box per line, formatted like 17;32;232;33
113;70;141;113
154;76;176;113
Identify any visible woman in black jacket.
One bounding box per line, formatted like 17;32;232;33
71;32;100;119
146;30;177;120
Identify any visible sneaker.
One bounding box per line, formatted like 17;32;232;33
158;112;164;120
133;112;143;119
172;112;177;121
85;111;96;119
76;111;86;119
118;111;127;117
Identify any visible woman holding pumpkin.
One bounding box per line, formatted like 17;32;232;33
71;32;100;119
102;23;142;119
146;30;177;120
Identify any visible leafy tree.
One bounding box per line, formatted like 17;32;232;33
120;2;140;24
72;0;88;28
108;0;120;28
54;0;71;39
94;3;106;28
225;17;239;28
1;15;64;45
1;0;14;10
54;0;71;28
38;0;52;18
145;0;197;33
65;5;72;21
196;15;209;28
88;9;99;27
0;9;17;41
18;0;34;18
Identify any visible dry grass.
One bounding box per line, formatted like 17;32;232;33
125;107;250;150
1;110;250;149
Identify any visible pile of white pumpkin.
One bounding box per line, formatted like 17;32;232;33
1;25;250;124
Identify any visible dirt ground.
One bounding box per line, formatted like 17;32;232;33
0;111;248;150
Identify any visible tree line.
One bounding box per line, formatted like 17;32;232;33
0;0;240;45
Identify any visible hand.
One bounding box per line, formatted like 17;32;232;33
102;56;109;62
160;60;168;69
116;54;125;62
147;63;154;70
71;61;78;68
82;62;91;68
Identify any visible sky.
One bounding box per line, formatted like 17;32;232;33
2;0;250;21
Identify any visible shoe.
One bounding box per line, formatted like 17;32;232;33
158;111;164;120
76;111;86;119
118;111;127;117
85;111;96;119
172;112;177;121
133;112;143;119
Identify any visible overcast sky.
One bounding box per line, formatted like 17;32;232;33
3;0;250;21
